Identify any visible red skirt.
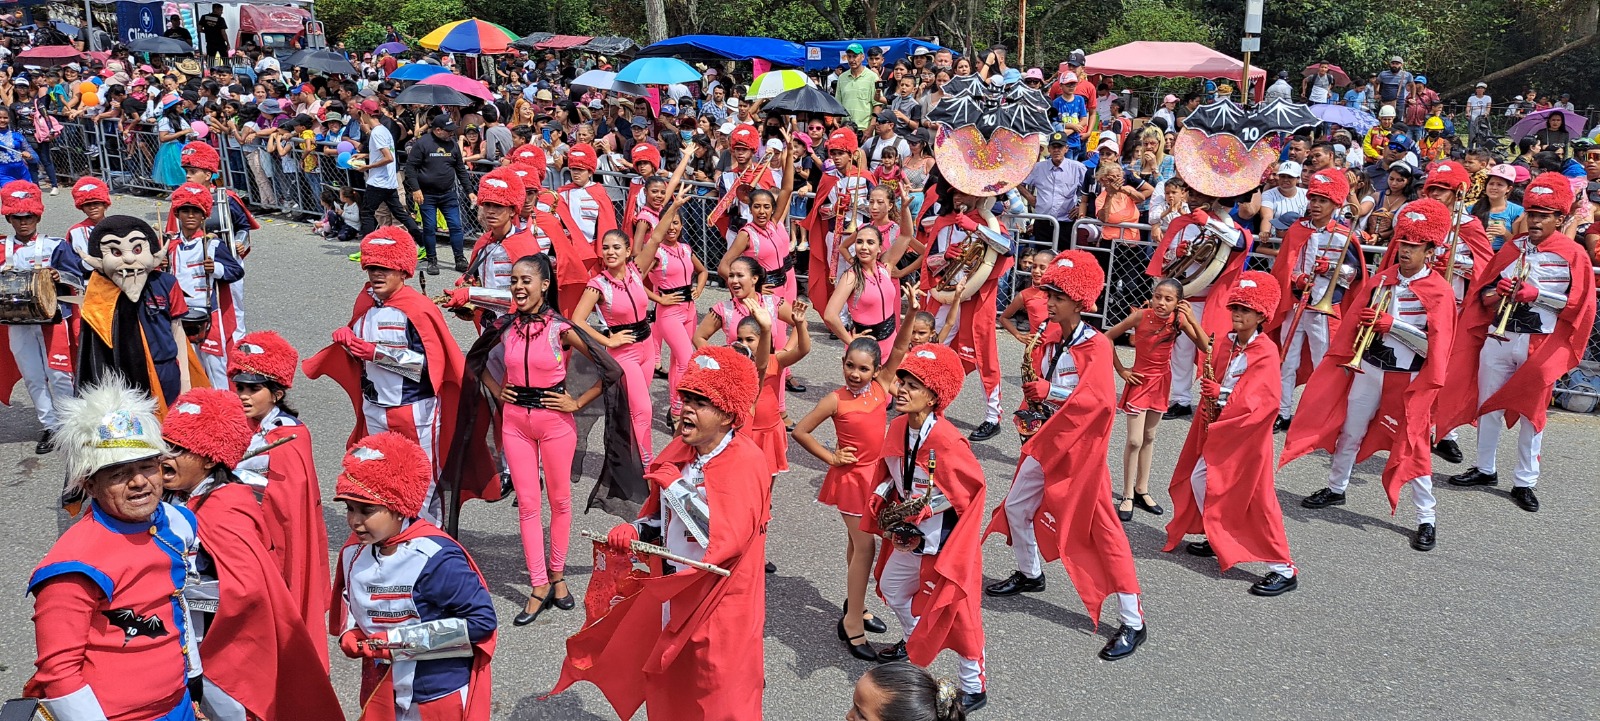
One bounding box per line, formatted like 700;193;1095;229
748;423;789;474
1118;368;1172;415
818;461;876;516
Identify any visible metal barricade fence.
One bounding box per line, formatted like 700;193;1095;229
46;117;95;186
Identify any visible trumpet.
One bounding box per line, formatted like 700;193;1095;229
1488;254;1532;342
1340;285;1394;373
1013;320;1053;438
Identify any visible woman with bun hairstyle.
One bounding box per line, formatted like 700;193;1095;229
847;662;968;721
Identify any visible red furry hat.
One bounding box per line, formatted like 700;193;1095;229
678;345;759;427
1523;171;1574;213
1038;249;1105;307
171;182;214;216
1305;169;1350;204
179;141;220;173
71;176;111;209
630;142;661;171
1227;270;1281;316
163;388;252;468
509;144;548;189
477;166;525;209
333;432;432;519
360;226;418;276
1423;160;1470;192
567;143;598;172
898;343;964;413
730;123;761;151
825;128;859;154
0;180;43;217
1392;198;1451;247
228;330;299;387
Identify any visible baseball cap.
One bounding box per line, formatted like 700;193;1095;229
430;115;457;132
718;122;736;136
764;138;785;152
1022;68;1043;82
876;109;895;123
358;98;381;115
1276;161;1303;177
1163;94;1178;103
1048;131;1068;147
1487;164;1518;183
846;43;865;55
1390;56;1404;63
1415;75;1428;85
630;116;649;128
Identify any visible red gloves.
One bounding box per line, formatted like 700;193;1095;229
1183;209;1209;227
955;214;979;232
1359;307;1394;334
339;629;390;660
333;327;377;362
607;524;639;552
1023;380;1053;403
1175;241;1191;258
1199;377;1221;400
1291;273;1311;293
1313;256;1331;275
1496;277;1539;303
442;287;472;308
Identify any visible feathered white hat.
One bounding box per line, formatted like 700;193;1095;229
56;375;167;488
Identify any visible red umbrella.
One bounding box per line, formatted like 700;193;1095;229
1302;63;1350;87
18;46;84;67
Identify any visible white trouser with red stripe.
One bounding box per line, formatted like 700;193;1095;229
7;324;72;429
1278;312;1330;419
880;548;986;693
1474;331;1543;487
1188;459;1296;578
1325;361;1436;523
363;396;443;523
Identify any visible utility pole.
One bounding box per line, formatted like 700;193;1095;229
1240;0;1263;105
1017;0;1026;66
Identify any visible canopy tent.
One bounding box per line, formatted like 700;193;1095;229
637;34;806;68
512;32;554;50
1083;41;1266;102
575;36;637;56
801;38;950;71
533;34;592;50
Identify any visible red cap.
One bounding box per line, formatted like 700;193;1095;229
729;123;761;151
358;98;382;115
227;330;299;387
1523;172;1575;213
1423;160;1470;193
678;346;759;427
897;343;964;413
1305;169;1350;204
0;180;43;217
630;142;661;171
566;143;598;171
71;176;111;209
333;432;432;519
1226;270;1281;316
162;388;252;468
179;141;220;173
1037;249;1105;307
1392;198;1451;248
171;182;214;216
825;128;859;153
359;226;418;276
478;166;525;208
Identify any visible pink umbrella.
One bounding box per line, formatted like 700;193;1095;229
417;73;495;102
18;46;84;67
1301;63;1350;87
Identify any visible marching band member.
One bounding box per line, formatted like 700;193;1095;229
1268;169;1363;431
1284;198;1457;551
719;132;798;305
864;343;988;713
733;296;812;479
507;145;598;316
556;143;619;250
984;250;1148;661
803;128;874;311
331;433;498;721
158;387;342;720
444;166;542;329
227;330;329;663
1440;173;1597;513
172;141;259;348
0;179;74;453
66;176;111;263
824;226;902;358
712;124;769;265
1163;271;1300;597
166;181;245;389
573;229;667;465
638;188;707;425
697;256;797;352
554;345;770;721
997;248;1058;349
621;142;664;235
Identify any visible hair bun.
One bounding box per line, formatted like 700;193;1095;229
935;678;959;720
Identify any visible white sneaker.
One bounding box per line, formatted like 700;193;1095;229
49;187;58;196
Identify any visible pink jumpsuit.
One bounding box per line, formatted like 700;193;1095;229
497;313;578;587
846;261;899;357
587;264;656;464
650;239;698;415
743;220;796;304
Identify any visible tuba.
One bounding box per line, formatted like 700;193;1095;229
934;202;1011;292
1162;215;1238;298
1012;320;1053;437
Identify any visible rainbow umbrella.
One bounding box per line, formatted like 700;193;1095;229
419;19;519;54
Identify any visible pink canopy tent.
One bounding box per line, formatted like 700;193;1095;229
1084;41;1266;102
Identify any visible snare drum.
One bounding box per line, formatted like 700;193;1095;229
0;267;58;324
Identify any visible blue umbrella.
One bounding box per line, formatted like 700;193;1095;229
616;57;700;85
1309;103;1377;136
387;63;451;82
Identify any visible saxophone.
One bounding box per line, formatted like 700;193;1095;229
1198;333;1221;425
1013;320;1053;437
877;449;935;544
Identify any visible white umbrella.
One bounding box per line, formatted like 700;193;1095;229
572;69;649;97
747;69;811;100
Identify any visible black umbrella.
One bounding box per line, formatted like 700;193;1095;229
764;84;848;117
128;35;192;55
395;83;473;107
282;48;315;67
291;50;358;76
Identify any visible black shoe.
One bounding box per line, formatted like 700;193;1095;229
1185;540;1215;557
494;471;514;501
1432;439;1464;464
785;378;807;393
838;620;880;661
1117;502;1134;523
654;366;669;380
1249;572;1298;597
957;691;988;713
1163;403;1193;420
550;579;576;610
453;255;469;273
843;601;887;634
513;589;554;626
1273;415;1293;433
425;257;440;275
984;570;1046;597
1097;624;1146;661
1133;492;1164;515
968;421;1001;441
35;429;54;455
1510;486;1540;512
1411;523;1436;551
1301;488;1347;509
876;640;908;663
765;560;777;573
1448;468;1498;487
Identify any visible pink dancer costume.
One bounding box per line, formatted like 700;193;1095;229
1119;309;1181;415
587;263;656;464
845;262;899;357
649;237;698;415
715;293;789;413
742;219;796;304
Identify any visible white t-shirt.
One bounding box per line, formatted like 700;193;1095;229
1262;186;1309;223
366;125;398;190
1467;94;1492;120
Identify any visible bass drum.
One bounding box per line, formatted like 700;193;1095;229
0;267;59;324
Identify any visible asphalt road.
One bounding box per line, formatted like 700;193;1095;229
0;193;1594;720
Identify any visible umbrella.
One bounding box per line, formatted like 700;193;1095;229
419;73;495;102
1301;63;1350;87
615;57;700;85
395;83;473;107
1510;107;1588;142
747;69;809;100
128;35;192;55
419;19;519;54
290;50;358;76
387;63;451;82
374;41;409;56
17;46;83;67
283;48;315;67
1308;102;1376;136
764;84;849;117
571;69;647;97
52;22;80;39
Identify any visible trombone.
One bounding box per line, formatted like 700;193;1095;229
1441;198;1467;286
1340;284;1394;374
1280;210;1357;359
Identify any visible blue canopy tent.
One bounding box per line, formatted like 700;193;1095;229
802;38;952;71
637;34;807;67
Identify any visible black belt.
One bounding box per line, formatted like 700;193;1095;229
852;316;896;341
1506;306;1547;335
607;318;652;342
761;258;794;290
660;285;694;303
1362;342;1424;373
506;383;566;408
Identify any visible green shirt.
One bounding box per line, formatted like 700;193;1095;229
834;67;880;129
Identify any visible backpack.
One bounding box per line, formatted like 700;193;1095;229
32;111;61;143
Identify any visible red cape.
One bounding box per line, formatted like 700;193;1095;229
916;211;1014;378
622;180;645;237
863;414;986;666
558;182;620;253
549;434;769;721
985;328;1141;623
1268;219;1366;385
524;204;600;317
255;423;331;670
1162;333;1294;571
1146;209;1252;339
1280;267;1456;511
189;483;343;721
1378;211;1493;282
302;285;497;502
1438;233;1597;433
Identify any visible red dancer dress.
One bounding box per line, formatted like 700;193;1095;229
749;366;788;474
1118;309;1180;414
815;381;890;516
